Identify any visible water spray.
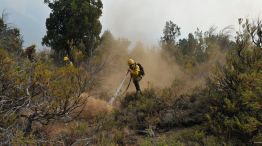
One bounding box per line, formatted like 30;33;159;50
109;71;129;105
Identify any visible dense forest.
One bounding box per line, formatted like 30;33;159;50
0;0;261;145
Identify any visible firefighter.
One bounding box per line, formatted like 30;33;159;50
63;56;73;67
127;58;145;94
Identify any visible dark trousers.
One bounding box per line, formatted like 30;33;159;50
133;76;142;92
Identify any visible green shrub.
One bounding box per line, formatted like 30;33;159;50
116;89;162;130
11;130;36;146
206;19;262;144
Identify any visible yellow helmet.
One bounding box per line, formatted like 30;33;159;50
64;56;69;61
128;58;135;65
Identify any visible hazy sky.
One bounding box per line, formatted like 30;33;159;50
1;0;262;48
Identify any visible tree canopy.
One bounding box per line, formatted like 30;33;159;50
42;0;103;63
161;20;181;49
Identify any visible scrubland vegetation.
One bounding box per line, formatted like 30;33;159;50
0;0;261;145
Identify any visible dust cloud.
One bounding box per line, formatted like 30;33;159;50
95;34;207;97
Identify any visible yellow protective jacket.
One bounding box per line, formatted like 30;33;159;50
129;64;140;78
65;60;74;67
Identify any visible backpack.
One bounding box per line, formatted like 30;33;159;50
137;63;145;76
